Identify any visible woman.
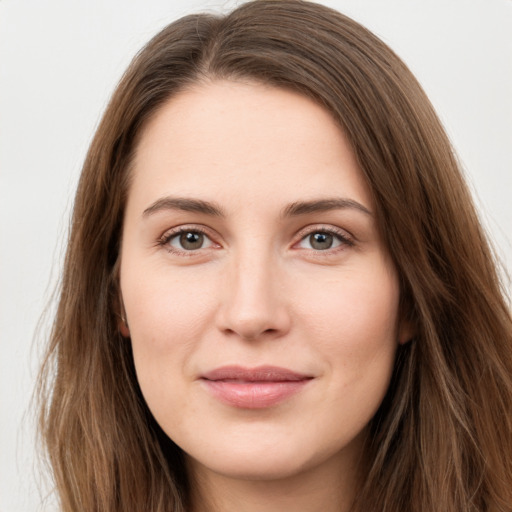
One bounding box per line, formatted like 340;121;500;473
38;1;512;511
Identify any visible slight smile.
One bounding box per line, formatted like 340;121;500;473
200;366;314;409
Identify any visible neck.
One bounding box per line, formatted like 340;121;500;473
187;448;363;512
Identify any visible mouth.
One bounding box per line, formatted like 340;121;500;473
200;365;314;409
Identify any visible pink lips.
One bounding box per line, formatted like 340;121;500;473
200;365;313;409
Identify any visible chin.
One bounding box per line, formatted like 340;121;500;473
184;433;355;484
191;454;312;482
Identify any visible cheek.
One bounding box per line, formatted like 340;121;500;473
121;265;219;404
303;270;399;433
294;262;400;392
124;264;217;346
123;279;210;431
295;263;400;345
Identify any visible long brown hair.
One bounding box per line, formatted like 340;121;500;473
38;1;512;510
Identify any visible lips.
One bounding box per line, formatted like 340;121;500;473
200;365;313;409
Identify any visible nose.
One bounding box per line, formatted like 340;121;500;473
216;248;291;341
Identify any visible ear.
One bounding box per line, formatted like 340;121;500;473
397;318;415;345
119;315;131;338
116;292;131;338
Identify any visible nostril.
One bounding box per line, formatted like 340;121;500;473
222;325;283;341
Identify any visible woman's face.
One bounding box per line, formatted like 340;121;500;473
120;81;408;482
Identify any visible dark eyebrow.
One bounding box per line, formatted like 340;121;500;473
142;197;225;218
282;198;372;217
143;196;371;219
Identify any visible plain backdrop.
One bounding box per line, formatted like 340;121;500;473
1;0;511;510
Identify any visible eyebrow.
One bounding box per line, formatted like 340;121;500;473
142;196;372;219
143;197;226;218
281;198;372;217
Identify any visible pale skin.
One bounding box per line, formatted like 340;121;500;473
119;80;411;512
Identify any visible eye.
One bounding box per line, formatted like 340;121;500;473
163;229;215;252
296;229;352;251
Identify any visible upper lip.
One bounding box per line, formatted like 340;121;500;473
201;365;313;382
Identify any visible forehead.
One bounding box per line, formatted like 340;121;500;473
129;80;372;212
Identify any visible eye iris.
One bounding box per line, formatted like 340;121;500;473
310;232;333;250
179;231;204;250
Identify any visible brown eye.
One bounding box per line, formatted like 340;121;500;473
309;232;334;250
180;232;204;250
296;229;350;252
167;230;213;251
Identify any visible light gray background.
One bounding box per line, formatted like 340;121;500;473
1;1;511;510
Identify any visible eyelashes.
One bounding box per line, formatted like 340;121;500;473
157;226;217;256
157;224;354;257
294;226;354;252
166;229;215;251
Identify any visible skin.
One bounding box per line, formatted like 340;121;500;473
119;80;410;512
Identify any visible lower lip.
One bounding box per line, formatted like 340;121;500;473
202;379;310;409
